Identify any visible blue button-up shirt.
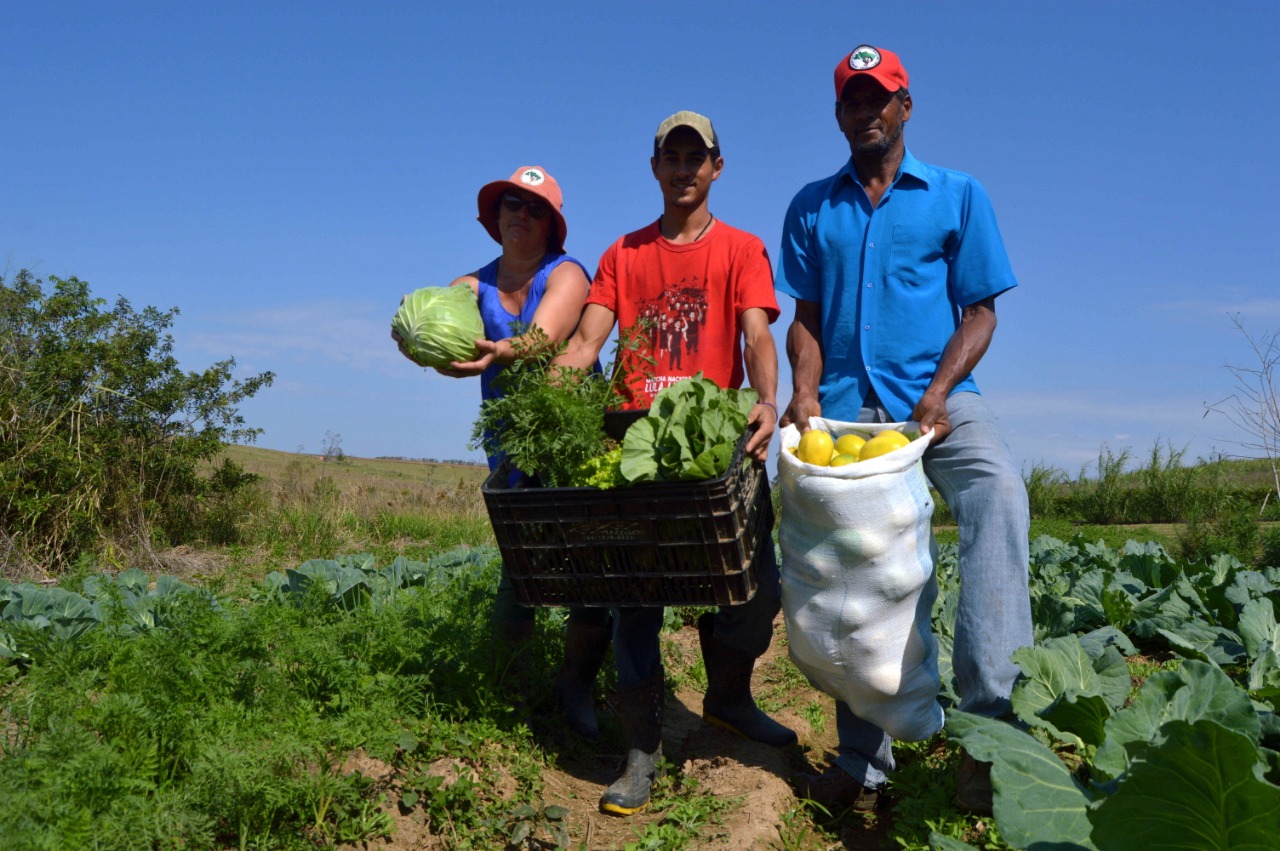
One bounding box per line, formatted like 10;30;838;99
776;149;1017;421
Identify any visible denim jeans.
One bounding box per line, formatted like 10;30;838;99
833;391;1032;788
612;512;782;686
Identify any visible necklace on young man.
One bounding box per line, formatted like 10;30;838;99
661;214;715;242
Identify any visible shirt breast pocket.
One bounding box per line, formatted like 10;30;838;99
887;224;950;287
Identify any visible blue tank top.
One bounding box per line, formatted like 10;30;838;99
475;252;595;471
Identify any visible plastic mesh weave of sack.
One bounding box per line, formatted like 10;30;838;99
778;418;943;741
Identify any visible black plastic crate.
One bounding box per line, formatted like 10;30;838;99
481;414;769;607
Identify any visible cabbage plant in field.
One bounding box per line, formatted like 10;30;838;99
391;285;484;368
945;656;1280;851
930;536;1280;851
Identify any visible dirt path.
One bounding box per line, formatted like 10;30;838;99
538;621;808;850
353;616;896;850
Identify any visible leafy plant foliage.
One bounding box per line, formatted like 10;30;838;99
469;324;649;487
0;271;274;570
0;546;541;849
932;535;1280;851
5;519;1280;846
620;374;757;482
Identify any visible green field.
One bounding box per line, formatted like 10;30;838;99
3;443;1279;849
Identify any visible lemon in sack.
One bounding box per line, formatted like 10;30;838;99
859;429;911;461
796;430;835;466
834;433;866;457
829;453;859;467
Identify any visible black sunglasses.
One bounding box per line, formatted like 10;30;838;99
500;193;551;219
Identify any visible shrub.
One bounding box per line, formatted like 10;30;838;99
1075;446;1133;524
1024;462;1069;519
1174;502;1259;565
1259;525;1280;568
0;272;274;572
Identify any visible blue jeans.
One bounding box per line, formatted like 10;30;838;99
833;391;1032;788
612;522;782;686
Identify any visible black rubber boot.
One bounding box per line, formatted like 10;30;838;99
698;613;798;747
599;672;665;816
552;620;611;739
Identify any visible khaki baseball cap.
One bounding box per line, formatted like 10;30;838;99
654;111;719;152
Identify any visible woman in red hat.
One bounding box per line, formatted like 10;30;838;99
444;165;589;377
398;165;610;738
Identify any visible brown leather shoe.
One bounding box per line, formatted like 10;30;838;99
792;765;886;814
956;752;993;816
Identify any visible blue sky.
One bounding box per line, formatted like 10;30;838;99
6;2;1279;476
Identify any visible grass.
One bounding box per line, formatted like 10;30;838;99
3;440;1276;849
203;446;494;580
219;444;489;490
0;553;581;849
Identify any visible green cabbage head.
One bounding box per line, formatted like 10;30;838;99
391;285;485;368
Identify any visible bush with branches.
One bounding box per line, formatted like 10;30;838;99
0;271;274;574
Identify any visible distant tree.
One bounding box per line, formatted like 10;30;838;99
0;271;275;572
322;430;345;463
1208;314;1280;511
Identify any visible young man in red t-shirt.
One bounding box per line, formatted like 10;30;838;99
558;111;795;817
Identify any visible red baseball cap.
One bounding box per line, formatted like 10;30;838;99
476;165;568;252
834;45;909;99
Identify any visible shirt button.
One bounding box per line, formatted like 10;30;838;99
864;325;870;330
868;242;875;248
866;282;872;288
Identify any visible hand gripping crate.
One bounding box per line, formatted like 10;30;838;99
480;414;772;608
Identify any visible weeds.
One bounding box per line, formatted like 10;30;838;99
1023;462;1069;519
0;552;564;849
622;769;734;850
1261;526;1280;567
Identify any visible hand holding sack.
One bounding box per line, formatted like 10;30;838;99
778;418;943;741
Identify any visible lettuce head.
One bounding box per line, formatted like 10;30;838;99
391;285;485;368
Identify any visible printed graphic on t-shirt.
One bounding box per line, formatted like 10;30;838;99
637;280;708;397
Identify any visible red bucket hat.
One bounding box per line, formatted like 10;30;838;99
476;166;568;252
834;45;909;99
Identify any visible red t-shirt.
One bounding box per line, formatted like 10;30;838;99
587;219;780;408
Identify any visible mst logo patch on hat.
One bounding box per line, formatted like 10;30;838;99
519;168;546;186
835;44;908;96
849;45;881;70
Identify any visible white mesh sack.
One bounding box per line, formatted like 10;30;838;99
777;418;943;741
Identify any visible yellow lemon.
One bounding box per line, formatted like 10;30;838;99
833;434;867;457
829;453;859;467
858;429;911;461
786;445;798;456
796;430;835;466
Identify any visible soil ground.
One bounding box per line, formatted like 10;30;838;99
346;615;897;850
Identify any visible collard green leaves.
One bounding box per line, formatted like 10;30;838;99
1090;720;1280;851
938;536;1280;851
619;374;757;483
946;709;1096;851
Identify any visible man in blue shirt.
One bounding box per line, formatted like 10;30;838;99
776;44;1033;816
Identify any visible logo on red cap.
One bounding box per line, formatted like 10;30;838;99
520;168;545;186
849;46;881;71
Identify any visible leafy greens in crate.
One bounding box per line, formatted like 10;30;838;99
471;324;756;488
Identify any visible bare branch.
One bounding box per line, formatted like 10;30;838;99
1205;314;1280;506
